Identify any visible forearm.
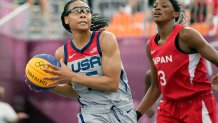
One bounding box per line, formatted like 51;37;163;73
51;84;78;99
201;45;218;67
72;73;119;92
137;87;161;114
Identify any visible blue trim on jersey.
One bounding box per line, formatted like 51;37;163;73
70;31;96;54
64;43;68;65
79;113;85;123
96;31;102;57
78;96;86;106
120;69;128;92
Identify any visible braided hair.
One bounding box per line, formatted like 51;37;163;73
61;0;110;33
168;0;187;25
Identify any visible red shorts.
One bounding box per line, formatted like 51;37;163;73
157;91;217;123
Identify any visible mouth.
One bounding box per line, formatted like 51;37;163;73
78;21;87;24
153;12;161;17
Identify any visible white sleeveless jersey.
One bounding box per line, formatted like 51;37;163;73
64;31;133;106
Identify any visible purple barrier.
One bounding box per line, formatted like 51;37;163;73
0;1;13;18
118;38;150;101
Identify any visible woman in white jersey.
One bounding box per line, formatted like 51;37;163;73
27;0;137;123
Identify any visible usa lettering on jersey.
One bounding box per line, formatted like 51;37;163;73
71;55;101;72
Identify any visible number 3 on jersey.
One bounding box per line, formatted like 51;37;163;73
158;70;166;86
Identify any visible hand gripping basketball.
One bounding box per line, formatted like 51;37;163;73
25;54;60;91
42;59;75;86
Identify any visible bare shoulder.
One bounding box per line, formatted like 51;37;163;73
99;31;118;49
179;26;207;49
179;27;200;39
55;45;64;61
99;31;116;43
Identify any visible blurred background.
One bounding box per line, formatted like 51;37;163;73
0;0;217;123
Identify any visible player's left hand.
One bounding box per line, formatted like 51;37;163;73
211;73;218;91
43;59;75;86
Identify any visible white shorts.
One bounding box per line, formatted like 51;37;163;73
77;103;137;123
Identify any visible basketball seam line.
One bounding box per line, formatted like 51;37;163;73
28;63;47;76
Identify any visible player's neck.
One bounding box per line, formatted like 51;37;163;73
157;23;175;41
72;30;92;45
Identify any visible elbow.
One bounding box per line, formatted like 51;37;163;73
110;85;119;92
69;95;79;100
109;80;119;92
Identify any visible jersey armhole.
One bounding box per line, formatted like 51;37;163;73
174;34;197;54
154;34;160;44
64;43;68;64
97;31;103;57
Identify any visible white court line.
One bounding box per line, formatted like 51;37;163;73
0;3;30;27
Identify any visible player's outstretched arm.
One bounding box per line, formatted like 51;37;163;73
136;43;161;120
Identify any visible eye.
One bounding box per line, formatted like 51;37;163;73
67;8;78;15
72;8;81;14
153;4;157;8
162;4;168;8
67;7;91;15
84;8;91;14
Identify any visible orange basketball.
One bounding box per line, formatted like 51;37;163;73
25;54;60;91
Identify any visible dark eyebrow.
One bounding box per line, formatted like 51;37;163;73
161;2;168;4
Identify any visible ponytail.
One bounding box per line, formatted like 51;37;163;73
91;13;110;31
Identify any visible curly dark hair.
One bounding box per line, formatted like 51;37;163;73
168;0;187;24
61;0;110;33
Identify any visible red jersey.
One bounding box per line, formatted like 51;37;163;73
148;24;212;100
